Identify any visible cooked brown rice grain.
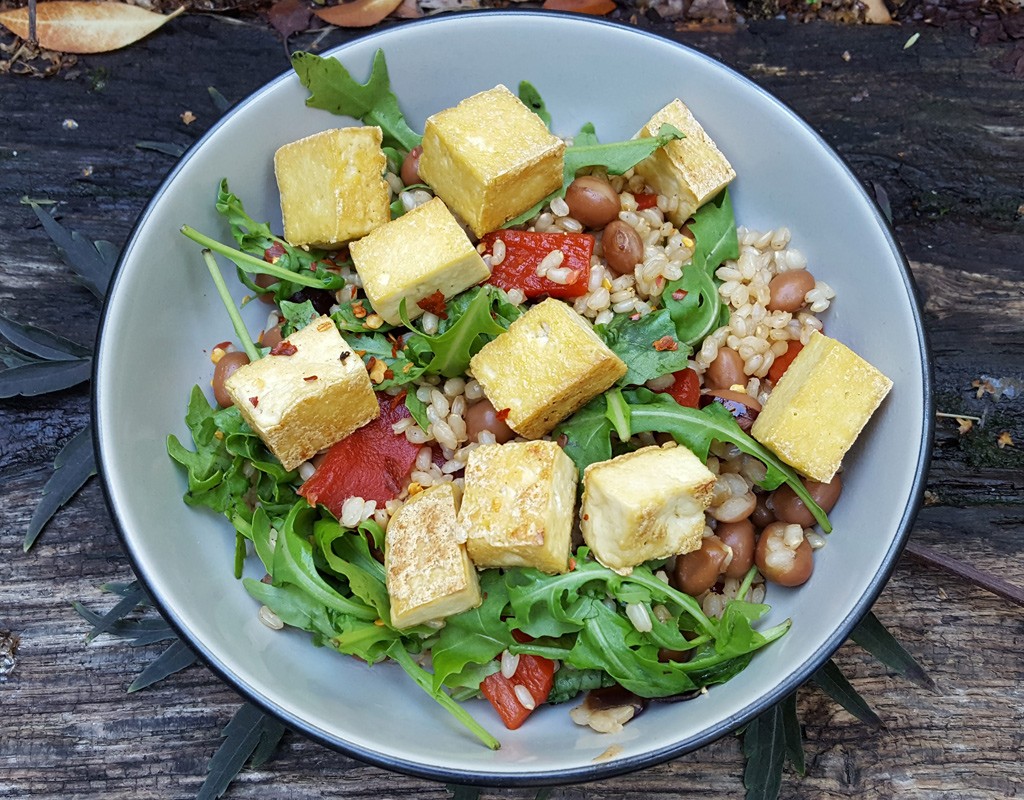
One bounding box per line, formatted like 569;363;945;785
491;238;507;266
297;461;316;482
341;496;365;527
259;605;284;630
550;196;570;217
806;531;828;550
464;379;485;402
506;288;527;306
625;602;653;633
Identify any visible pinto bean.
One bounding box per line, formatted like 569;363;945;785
705;348;745;389
401;145;423;187
212;351;250;408
464;398;515;443
755;521;813;587
673;536;731;597
602;220;644;275
564;176;620;229
770;475;843;527
767;269;816;312
716;519;756;579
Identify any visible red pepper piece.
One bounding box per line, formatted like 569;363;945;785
655;367;701;409
298;393;420;510
481;230;594;299
634;192;659;210
480;651;556;730
768;341;804;384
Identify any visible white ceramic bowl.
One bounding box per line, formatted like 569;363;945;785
95;12;932;785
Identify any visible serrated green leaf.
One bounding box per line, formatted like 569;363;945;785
0;358;92;399
127;639;198;692
292;49;421;152
24;426;96;551
850;611;935;691
29;203;116;299
742;701;786;800
811;658;884;728
0;314;92;360
518;80;551;128
197;704;272;800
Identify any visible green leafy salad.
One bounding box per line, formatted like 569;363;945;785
169;50;835;749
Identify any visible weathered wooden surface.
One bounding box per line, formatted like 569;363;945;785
1;12;1022;800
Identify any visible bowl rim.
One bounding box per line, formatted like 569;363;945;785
92;9;935;787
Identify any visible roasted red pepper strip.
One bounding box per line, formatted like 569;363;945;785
481;230;594;300
480;651;556;730
655;367;701;409
768;341;804;384
298;393;420;510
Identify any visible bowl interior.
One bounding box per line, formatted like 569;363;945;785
95;12;929;784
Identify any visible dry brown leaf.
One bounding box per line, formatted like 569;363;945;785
956;417;974;435
542;0;616;15
267;0;313;38
997;431;1014;448
180;110;196;125
861;0;892;24
0;2;184;55
313;0;404;27
391;0;422;19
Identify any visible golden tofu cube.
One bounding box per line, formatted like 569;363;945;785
224;316;378;471
632;99;736;226
385;483;481;629
580;444;716;575
469;298;627;439
350;197;490;326
274;127;390;249
418;85;566;237
751;331;893;483
459;441;577;574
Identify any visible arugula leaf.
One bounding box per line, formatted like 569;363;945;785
346;330;427;390
662;189;738;345
400;286;519;378
547;666;615;704
278;299;317;337
402;386;431;432
292;49;422;152
431;571;513;691
518;80;551;128
314;519;391;620
503;123;685;228
553;389;832;531
595;308;691;386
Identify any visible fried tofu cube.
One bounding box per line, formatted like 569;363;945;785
418;85;565;237
274;126;390;249
632;99;736;227
750;331;893;483
224;316;378;471
459;441;577;574
385;483;481;629
469;298;627;439
580;443;717;575
349;197;490;326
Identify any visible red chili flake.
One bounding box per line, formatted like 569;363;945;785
496;407;511;422
270;340;298;356
568;557;577;571
384;368;394;380
630;313;642;321
582;514;590;521
672;289;687;301
634;192;659;210
304;375;318;382
263;242;287;263
653;336;679;352
249;396;259;408
416;290;449;319
390;390;408;411
351;301;368;319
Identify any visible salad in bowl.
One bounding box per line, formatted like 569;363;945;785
94;13;928;784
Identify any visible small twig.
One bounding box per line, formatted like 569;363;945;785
903;540;1024;608
936;411;981;422
27;0;36;44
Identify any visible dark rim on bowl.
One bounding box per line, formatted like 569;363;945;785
93;10;935;787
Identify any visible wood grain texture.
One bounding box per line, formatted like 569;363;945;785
1;12;1022;800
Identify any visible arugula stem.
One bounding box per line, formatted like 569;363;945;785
183;225;326;289
605;388;632;442
201;250;261;362
387;643;501;750
736;565;759;603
